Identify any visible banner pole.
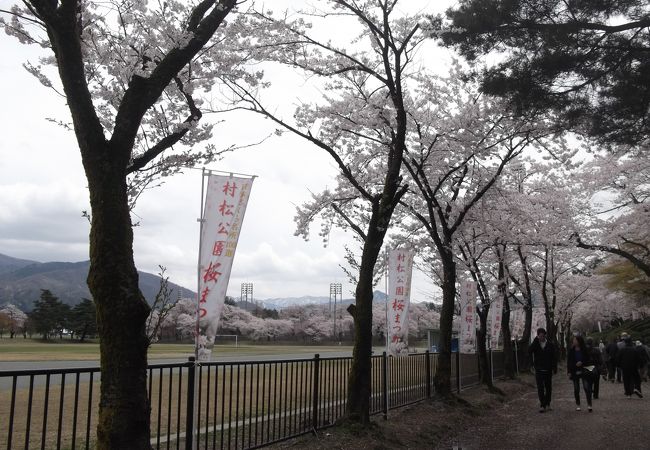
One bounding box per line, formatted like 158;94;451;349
192;167;207;450
195;167;207;361
384;249;389;416
385;248;389;356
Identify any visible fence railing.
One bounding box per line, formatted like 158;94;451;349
0;350;513;450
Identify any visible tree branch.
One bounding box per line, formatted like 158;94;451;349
573;234;650;278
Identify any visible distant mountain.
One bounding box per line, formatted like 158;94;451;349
0;252;395;313
0;253;38;275
0;252;195;311
261;290;387;310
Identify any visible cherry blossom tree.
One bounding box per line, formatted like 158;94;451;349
227;1;426;422
571;151;650;280
145;266;177;346
0;1;262;447
572;276;650;333
247;317;294;341
0;304;27;338
436;151;594;375
455;226;503;385
156;297;196;341
392;64;568;392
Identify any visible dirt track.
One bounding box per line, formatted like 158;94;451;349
439;374;649;450
271;374;649;450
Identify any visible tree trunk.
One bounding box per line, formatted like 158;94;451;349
477;311;492;387
85;151;151;450
518;304;532;369
496;250;515;379
435;252;456;395
501;295;515;378
346;211;389;424
346;267;375;424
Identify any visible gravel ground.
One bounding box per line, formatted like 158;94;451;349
441;374;650;450
270;374;649;450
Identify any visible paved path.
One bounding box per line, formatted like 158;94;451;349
448;375;650;449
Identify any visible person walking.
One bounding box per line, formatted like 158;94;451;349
567;335;595;412
616;333;626;382
586;337;604;399
605;337;619;382
617;334;643;398
637;341;650;382
529;327;557;412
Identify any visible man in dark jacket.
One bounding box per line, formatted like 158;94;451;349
618;335;643;398
529;328;558;412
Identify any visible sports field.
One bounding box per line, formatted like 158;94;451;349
0;338;354;361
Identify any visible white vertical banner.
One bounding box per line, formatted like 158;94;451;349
387;249;414;357
510;308;525;340
530;307;546;341
197;173;254;361
488;296;503;348
459;280;477;353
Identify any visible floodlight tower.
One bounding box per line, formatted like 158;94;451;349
241;282;253;307
330;283;342;339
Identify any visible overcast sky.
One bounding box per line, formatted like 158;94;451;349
0;0;455;301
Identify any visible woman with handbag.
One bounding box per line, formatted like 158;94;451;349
567;335;595;412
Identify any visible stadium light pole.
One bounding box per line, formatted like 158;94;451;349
241;282;253;307
330;283;342;341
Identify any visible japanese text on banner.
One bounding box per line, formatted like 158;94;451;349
488;296;503;349
459;280;477;353
387;249;414;357
197;174;254;361
510;308;526;340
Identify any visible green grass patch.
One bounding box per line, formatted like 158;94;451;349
0;338;358;362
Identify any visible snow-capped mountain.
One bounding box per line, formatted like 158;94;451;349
260;290;387;310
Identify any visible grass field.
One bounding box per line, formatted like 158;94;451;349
0;340;432;448
0;354;395;449
0;338;358;362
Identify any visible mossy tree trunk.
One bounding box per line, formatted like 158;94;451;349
496;245;516;379
23;1;237;447
346;95;408;422
476;308;493;387
346;207;395;423
435;250;456;395
85;148;152;449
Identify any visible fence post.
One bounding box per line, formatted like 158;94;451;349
382;352;388;419
456;349;461;394
425;350;431;398
185;357;196;450
311;354;320;431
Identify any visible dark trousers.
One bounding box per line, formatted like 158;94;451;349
573;375;593;406
535;370;553;407
593;368;600;398
622;369;641;395
606;360;616;380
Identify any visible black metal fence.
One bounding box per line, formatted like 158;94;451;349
1;350;512;449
